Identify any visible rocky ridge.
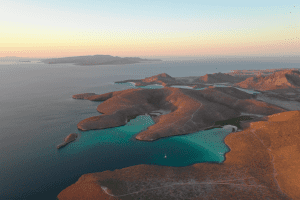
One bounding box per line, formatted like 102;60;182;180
72;86;286;141
235;69;300;91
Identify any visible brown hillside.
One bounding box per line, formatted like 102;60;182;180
235;69;300;91
73;87;285;141
115;73;181;86
197;72;246;83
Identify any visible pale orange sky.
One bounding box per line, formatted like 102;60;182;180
0;1;299;58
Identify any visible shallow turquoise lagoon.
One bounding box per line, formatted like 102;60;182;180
64;115;231;167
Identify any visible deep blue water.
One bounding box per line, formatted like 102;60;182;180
1;60;299;199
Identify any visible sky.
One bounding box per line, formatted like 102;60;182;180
0;0;299;58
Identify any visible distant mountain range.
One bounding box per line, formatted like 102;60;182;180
41;55;162;65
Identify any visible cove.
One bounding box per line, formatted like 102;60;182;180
21;115;232;200
67;115;232;167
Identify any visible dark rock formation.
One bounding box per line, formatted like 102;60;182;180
57;111;300;200
57;133;78;149
73;87;286;141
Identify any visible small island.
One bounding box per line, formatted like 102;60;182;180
57;133;78;149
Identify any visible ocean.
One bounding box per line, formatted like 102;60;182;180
1;59;299;199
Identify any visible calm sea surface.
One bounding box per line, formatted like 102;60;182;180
1;60;299;199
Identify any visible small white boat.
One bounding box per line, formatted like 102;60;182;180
164;154;167;159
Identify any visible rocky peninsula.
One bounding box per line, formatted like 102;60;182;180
72;86;285;141
59;68;300;199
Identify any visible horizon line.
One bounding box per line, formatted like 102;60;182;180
1;54;300;60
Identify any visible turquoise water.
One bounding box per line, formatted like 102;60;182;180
66;115;231;167
171;85;194;89
137;84;164;89
234;87;260;94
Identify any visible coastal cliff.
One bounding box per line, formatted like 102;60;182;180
58;110;300;200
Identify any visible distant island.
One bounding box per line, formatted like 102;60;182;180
58;68;300;200
41;55;162;65
0;56;41;62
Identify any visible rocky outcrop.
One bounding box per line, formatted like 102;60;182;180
222;125;238;132
57;133;78;149
235;69;300;91
72;93;96;100
72;87;286;141
57;111;300;200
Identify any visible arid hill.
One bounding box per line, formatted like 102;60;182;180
235;69;300;91
57;110;300;200
197;72;246;83
116;73;184;86
72;87;285;141
116;73;209;88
